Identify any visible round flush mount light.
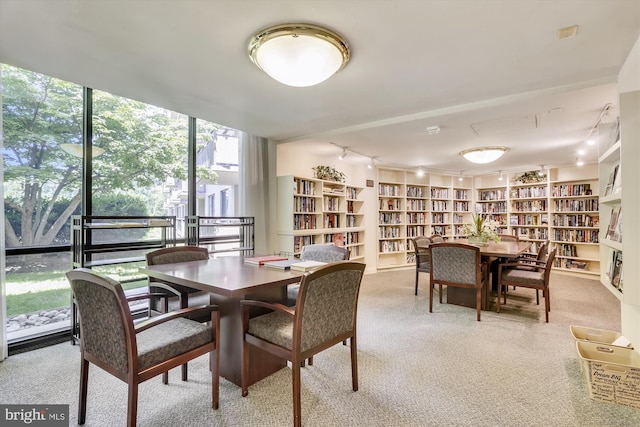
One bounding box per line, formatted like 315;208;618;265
248;23;350;87
460;146;508;164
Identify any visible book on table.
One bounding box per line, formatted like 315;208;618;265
263;259;300;270
290;260;327;272
244;255;289;266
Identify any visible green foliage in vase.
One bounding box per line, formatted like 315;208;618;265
463;214;501;242
515;171;546;183
312;165;346;182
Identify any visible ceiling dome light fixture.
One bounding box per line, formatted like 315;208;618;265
460;146;508;164
248;23;351;87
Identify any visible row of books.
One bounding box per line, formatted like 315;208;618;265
244;255;327;271
603;164;622;197
605;207;622;243
606;250;623;292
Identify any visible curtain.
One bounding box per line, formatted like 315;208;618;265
239;132;277;255
0;66;7;360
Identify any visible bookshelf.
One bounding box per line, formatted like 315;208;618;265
599;123;623;299
475;185;508;234
375;169;472;269
276;175;365;260
549;178;600;277
377;168;407;268
508;182;549;255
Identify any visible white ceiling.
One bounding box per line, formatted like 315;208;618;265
1;0;639;175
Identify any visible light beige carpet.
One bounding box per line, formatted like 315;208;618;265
1;269;638;426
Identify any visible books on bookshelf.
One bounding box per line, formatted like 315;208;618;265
244;255;289;265
604;164;621;196
606;250;623;292
605;207;622;242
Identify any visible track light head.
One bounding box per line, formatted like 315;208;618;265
338;149;347;160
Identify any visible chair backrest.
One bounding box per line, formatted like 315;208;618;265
430;243;482;285
67;268;134;376
543;248;557;282
146;246;209;266
300;244;349;263
412;236;431;254
429;235;445;243
497;233;519;242
536;241;549;261
294;262;365;353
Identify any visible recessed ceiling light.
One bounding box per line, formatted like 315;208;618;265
426;126;440;135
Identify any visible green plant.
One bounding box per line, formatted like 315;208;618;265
463;214;501;242
311;165;346;182
515;171;546;184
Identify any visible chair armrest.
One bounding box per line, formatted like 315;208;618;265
148;281;185;298
240;300;295;316
240;300;295;334
125;292;168;303
498;261;545;273
135;305;219;332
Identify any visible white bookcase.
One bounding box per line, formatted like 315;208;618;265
276;175;365;260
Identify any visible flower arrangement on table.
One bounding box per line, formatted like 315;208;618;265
463;214;501;244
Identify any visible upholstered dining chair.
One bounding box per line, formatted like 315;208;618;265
429;243;487;321
67;268;220;427
145;246;210;311
412;236;432;295
515;240;550;304
429;234;445;243
496;248;557;322
145;245;211;382
240;261;366;427
287;243;349;304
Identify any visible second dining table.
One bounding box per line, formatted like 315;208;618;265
444;239;531;310
139;256;304;388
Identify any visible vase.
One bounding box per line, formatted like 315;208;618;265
467;236;489;246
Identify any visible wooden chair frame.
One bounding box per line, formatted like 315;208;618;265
68;269;220;427
240;262;365;427
429;243;487;321
496;248;557;322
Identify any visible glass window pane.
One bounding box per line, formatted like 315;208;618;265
2;64;83;249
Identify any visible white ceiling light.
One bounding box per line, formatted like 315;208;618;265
460;147;508;164
538;165;546;176
368;158;375;169
248;23;350;87
60;144;105;158
417;167;425;177
338;149;348;160
498;170;503;181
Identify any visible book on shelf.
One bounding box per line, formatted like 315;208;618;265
611;164;622;195
290;260;327;272
244;255;289;265
605;207;622;242
607;250;623;290
263;258;300;270
603;165;617;196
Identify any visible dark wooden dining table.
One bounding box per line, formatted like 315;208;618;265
444;239;531;310
139;256;304;387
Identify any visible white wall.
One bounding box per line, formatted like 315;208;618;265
618;35;640;349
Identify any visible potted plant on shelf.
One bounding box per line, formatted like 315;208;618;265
463;214;501;246
312;165;346;183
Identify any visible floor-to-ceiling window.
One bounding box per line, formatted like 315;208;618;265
2;64;242;349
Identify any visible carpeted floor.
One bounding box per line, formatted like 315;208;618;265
1;269;639;426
